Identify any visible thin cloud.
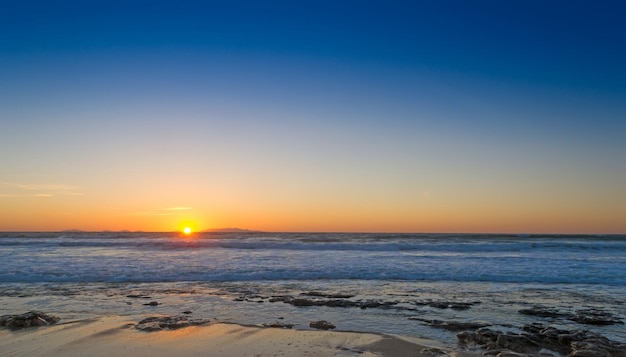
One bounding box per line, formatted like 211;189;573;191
131;211;174;216
0;181;82;197
0;182;79;191
131;206;192;216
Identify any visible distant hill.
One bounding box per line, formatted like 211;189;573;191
202;228;260;233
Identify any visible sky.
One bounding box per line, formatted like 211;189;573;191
1;1;625;233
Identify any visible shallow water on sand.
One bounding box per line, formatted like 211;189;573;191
1;280;624;349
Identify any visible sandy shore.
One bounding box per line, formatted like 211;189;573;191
0;315;480;357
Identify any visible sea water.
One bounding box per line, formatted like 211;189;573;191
0;232;624;348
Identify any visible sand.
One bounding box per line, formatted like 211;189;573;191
0;315;480;357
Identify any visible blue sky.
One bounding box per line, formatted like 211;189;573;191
1;1;625;232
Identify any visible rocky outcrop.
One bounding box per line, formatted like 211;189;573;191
424;301;475;310
126;294;152;299
409;318;490;331
301;291;355;299
262;322;294;329
268;295;396;309
519;306;623;326
457;323;626;357
569;308;624;326
518;306;567;318
135;316;211;332
309;320;336;330
457;328;539;355
246;294;479;314
0;311;60;329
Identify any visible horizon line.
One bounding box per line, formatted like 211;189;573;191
0;230;624;236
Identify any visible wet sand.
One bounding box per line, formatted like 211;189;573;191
0;315;480;357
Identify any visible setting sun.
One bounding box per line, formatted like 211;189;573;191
183;227;192;235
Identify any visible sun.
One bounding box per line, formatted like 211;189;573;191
183;227;192;235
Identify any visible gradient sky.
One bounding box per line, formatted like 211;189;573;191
1;1;625;233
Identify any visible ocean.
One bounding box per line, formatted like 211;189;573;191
1;232;624;349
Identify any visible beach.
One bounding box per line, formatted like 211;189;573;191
0;314;477;357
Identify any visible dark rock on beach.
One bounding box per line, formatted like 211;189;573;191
301;291;355;299
0;311;60;330
309;320;336;330
426;301;474;310
518;306;623;326
143;301;160;306
410;318;490;331
126;294;152;299
359;300;398;309
457;323;626;357
268;295;400;310
568;308;624;326
420;347;448;356
262;322;294;329
518;306;567;318
135;316;211;331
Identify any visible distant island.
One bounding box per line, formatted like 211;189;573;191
202;228;261;233
58;228;259;233
60;229;143;233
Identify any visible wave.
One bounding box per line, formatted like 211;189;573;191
1;233;624;285
2;267;625;285
1;235;624;254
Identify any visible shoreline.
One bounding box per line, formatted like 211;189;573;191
1;279;625;357
0;314;479;357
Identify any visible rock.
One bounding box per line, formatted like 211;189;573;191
458;329;539;354
136;316;211;331
496;334;538;353
359;300;397;309
182;310;192;314
482;349;503;355
323;299;359;308
518;306;566;318
290;298;320;307
519;307;624;326
420;347;447;356
0;311;60;330
426;301;474;310
570;349;611;357
272;296;399;310
262;322;294;329
457;331;477;346
268;295;293;302
143;301;160;306
301;291;354;299
309;320;335;330
126;294;151;299
496;351;533;357
568;308;623;325
410;318;490;331
459;323;626;357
